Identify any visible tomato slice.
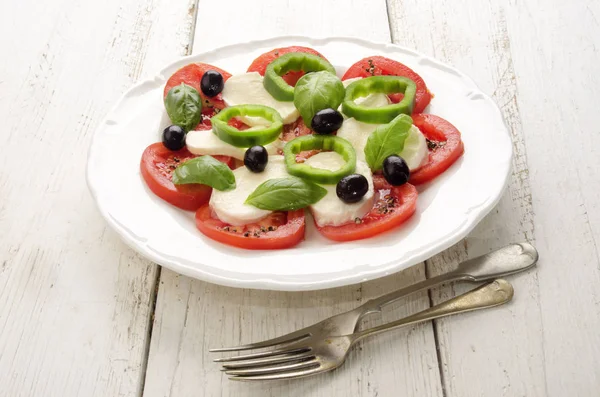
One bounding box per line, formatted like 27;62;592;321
140;143;233;211
342;56;432;114
195;207;305;250
278;117;321;162
409;114;464;185
281;117;312;142
316;181;418;242
164;63;232;111
227;117;251;130
247;46;328;87
195;107;219;131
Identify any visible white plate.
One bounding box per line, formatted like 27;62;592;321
87;36;512;291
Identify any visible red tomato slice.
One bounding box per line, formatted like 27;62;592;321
281;117;312;142
279;117;320;162
227;117;251;130
316;182;418;242
195;107;219;131
164;63;232;111
409;114;464;185
247;46;328;86
342;56;432;114
195;207;305;250
140;143;233;211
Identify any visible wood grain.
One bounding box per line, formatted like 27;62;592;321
2;0;599;395
143;1;443;396
388;0;600;395
387;1;546;395
0;0;197;395
144;269;442;397
505;0;600;393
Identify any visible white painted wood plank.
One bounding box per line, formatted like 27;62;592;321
143;1;443;396
0;0;198;396
505;0;600;394
388;0;547;395
389;0;600;395
193;0;391;51
146;268;443;397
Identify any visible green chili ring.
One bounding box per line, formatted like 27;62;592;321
211;105;283;147
283;135;356;184
342;76;417;124
264;52;337;102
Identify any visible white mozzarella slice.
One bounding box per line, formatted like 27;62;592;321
221;72;300;124
354;93;391;108
304;152;375;227
340;77;390;114
337;119;428;171
186;130;283;160
336;118;378;162
209;155;289;226
240;115;272;127
400;125;429;170
342;77;362;86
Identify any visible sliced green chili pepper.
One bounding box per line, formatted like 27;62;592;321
264;52;337;102
342;76;417;124
283;135;356;184
211;105;283;147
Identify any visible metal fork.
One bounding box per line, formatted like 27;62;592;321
210;243;538;380
214;279;514;380
210;243;537;380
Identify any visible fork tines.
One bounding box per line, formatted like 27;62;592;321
211;334;325;381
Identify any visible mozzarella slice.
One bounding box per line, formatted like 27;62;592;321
304;152;375;227
209;155;289;226
221;72;300;124
400;125;429;170
186;130;283;160
341;77;390;114
337;119;428;171
336;118;378;162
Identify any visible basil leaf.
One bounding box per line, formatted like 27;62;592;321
172;155;235;191
245;176;327;211
364;114;413;171
293;71;345;124
164;83;202;131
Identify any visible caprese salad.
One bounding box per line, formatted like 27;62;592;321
140;46;464;250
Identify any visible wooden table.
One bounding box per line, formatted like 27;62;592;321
1;0;599;395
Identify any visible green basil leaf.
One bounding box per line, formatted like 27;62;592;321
364;114;413;171
293;71;345;124
164;83;202;131
245;176;327;211
172;155;235;191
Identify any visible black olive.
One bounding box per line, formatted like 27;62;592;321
336;174;369;203
311;108;344;134
244;146;268;173
383;155;410;186
162;125;186;151
200;70;224;97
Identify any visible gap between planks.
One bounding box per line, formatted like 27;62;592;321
425;263;448;397
139;266;163;397
137;1;201;396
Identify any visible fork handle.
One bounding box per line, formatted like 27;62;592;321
357;243;537;317
352;279;513;342
356;272;461;318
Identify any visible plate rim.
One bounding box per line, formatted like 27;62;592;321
87;35;512;291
